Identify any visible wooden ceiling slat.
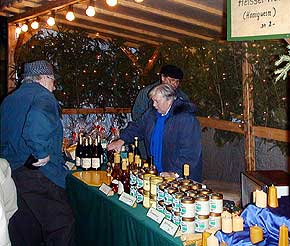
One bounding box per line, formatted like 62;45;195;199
93;7;213;41
75;6;179;43
119;0;221;32
56;17;161;45
170;0;223;16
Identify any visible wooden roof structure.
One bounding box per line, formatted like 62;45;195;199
0;0;226;46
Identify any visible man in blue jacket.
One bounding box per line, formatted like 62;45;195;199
108;83;202;182
0;60;75;246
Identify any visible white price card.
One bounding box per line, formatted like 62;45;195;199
99;183;112;196
119;192;137;207
147;207;165;224
160;219;179;237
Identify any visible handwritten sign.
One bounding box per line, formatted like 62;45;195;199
147;207;165;224
99;183;112;196
228;0;290;41
119;192;137;207
160;219;179;237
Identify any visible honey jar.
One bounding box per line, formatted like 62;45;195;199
180;196;195;218
181;217;195;234
164;186;178;205
195;195;209;216
209;193;223;213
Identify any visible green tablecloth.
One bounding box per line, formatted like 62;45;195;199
66;173;183;246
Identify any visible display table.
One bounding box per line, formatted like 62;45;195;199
66;173;182;246
216;196;290;245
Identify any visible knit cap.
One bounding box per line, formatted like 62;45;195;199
23;60;54;77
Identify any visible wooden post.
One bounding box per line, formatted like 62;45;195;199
7;23;17;92
242;42;255;171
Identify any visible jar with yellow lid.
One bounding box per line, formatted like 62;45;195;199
136;171;145;189
165;204;173;221
180;196;195;218
178;178;193;186
179;185;190;193
195;195;209;216
190;183;202;190
209;212;221;230
186;189;198;198
157;200;165;214
199;188;212;196
164;186;178;205
150;194;157;208
150;176;163;196
209;193;223;213
181;217;195;234
172;191;185;212
195;214;209;232
169;180;180;188
157;182;169;202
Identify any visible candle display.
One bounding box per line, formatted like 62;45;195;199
232;215;244;232
278;224;289;246
250;225;263;244
253;190;267;208
221;211;232;233
268;184;279;208
207;234;219;246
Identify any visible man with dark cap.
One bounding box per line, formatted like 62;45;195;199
131;64;189;159
0;60;75;246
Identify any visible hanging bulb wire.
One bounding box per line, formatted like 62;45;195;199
66;5;75;21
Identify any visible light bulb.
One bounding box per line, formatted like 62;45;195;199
47;16;55;26
86;6;95;16
66;6;75;21
21;23;28;32
134;0;144;2
15;25;22;35
106;0;118;7
31;20;39;30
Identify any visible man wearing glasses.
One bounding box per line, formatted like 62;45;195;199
131;64;190;159
0;60;75;245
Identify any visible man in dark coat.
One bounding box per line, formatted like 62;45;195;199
108;83;202;182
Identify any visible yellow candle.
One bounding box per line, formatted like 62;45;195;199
202;231;211;246
250;225;263;244
221;216;232;233
128;152;134;163
268;184;279;208
253;190;267;208
278;224;289;246
114;152;120;164
232;215;244;232
207;234;219;246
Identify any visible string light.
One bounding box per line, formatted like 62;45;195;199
15;24;22;36
31;18;40;30
106;0;118;7
66;5;75;21
21;23;28;32
86;0;96;17
134;0;144;2
47;11;56;26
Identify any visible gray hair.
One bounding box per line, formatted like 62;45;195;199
149;83;177;100
21;75;43;83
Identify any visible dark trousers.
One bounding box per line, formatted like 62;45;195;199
8;166;75;246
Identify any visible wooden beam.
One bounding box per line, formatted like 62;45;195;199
57;17;161;45
7;23;17;92
94;7;213;41
198;117;244;134
75;7;179;43
119;0;221;32
3;6;22;14
170;0;223;16
242;42;255;171
253;126;290;143
8;0;84;23
12;0;41;8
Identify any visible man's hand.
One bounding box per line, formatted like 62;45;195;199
32;155;50;167
107;139;125;152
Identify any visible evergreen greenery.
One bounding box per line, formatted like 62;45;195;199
14;25;290;152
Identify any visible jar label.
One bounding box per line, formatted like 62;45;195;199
137;177;143;189
130;172;137;185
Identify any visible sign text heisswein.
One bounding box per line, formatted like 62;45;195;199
231;0;290;38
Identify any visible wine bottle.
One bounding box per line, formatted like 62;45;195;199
134;137;141;157
120;159;130;194
97;135;104;166
111;162;122;193
91;138;100;170
120;145;128;160
75;133;83;167
81;137;91;170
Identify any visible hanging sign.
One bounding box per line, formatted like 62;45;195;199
227;0;290;41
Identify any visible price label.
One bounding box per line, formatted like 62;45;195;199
147;207;165;224
160;219;179;237
119;192;137;207
99;183;112;196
